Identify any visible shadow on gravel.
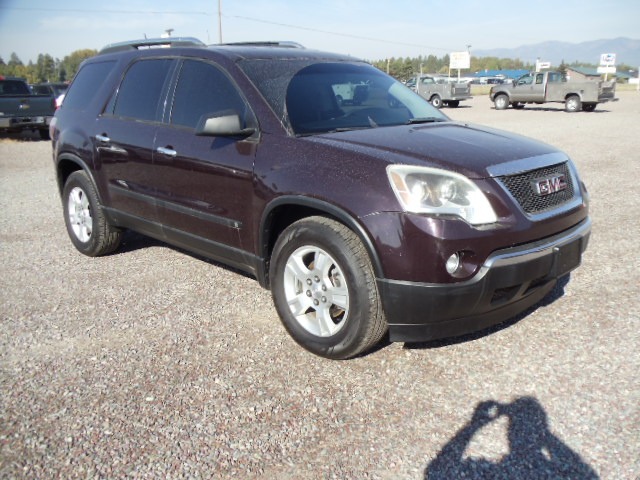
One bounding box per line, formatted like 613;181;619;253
424;396;599;479
496;106;611;113
402;274;570;352
115;230;254;279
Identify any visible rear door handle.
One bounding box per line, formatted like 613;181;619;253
156;146;177;157
96;134;110;143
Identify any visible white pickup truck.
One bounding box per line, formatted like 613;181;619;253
412;75;472;108
489;71;617;112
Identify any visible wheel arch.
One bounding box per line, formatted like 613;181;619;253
258;196;384;288
565;92;583;102
55;153;94;196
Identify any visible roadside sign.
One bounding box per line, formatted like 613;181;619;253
600;53;616;66
597;66;617;74
450;51;470;70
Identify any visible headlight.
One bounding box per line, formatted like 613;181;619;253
387;165;497;225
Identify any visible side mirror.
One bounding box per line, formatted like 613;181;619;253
195;111;256;137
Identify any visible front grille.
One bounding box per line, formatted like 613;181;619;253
497;162;575;215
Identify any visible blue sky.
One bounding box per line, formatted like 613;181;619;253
1;0;638;63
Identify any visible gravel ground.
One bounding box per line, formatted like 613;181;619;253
1;92;638;479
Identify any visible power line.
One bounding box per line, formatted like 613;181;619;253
2;7;211;15
226;14;452;52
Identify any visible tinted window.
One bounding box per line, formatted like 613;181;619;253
0;80;31;95
170;60;247;129
113;59;173;121
284;63;446;135
63;61;115;111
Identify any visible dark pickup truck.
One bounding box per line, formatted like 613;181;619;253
0;76;56;139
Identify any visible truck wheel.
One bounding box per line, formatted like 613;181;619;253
512;102;525;109
39;128;51;140
565;95;581;113
269;217;387;359
430;95;443;109
494;94;509;110
582;103;597;112
62;171;123;257
448;100;460;108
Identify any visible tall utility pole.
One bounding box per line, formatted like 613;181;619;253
218;0;223;43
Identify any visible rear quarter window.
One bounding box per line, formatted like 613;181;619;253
63;60;116;111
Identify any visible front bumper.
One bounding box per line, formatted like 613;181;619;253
379;218;591;342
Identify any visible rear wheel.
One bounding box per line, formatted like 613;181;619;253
39;128;50;140
494;94;509;110
512;102;525;109
565;95;581;112
448;100;460;108
62;171;123;256
430;95;443;108
269;217;387;359
582;103;597;112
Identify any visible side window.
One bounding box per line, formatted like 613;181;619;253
112;59;173;122
170;60;247;129
536;74;544;84
59;61;116;111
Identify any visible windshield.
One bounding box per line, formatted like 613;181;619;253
240;60;447;135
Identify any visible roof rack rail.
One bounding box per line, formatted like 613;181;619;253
99;37;206;55
219;41;305;49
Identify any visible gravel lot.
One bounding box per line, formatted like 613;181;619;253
1;92;638;479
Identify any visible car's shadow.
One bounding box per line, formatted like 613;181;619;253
114;230;571;357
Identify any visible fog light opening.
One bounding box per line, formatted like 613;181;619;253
446;252;462;275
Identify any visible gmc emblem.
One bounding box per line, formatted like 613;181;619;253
532;174;567;196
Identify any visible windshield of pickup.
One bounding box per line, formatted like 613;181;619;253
239;60;447;135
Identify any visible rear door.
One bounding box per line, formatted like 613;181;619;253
95;58;176;225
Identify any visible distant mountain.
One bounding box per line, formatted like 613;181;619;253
474;37;640;67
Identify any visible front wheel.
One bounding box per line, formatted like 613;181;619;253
494;94;509;110
565;95;581;112
269;217;387;359
430;95;443;109
62;171;123;256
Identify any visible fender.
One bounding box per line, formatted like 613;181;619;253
258;195;385;286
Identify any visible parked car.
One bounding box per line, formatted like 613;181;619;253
51;38;591;359
32;82;69;108
0;76;56;138
411;74;472;108
490;71;617;112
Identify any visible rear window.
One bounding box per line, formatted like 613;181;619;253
112;59;174;122
63;61;116;111
0;80;31;95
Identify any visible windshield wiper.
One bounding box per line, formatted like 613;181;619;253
407;117;446;125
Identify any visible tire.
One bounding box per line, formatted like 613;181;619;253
582;103;597;112
448;100;460;108
62;171;123;257
430;95;442;109
39;128;51;140
565;95;581;113
494;94;509;110
269;217;387;359
512;102;525;109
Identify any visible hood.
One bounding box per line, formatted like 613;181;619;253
307;121;561;179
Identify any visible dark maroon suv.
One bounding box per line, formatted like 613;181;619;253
51;38;591;359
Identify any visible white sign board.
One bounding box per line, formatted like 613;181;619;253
597;66;617;74
600;53;616;66
450;51;471;70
